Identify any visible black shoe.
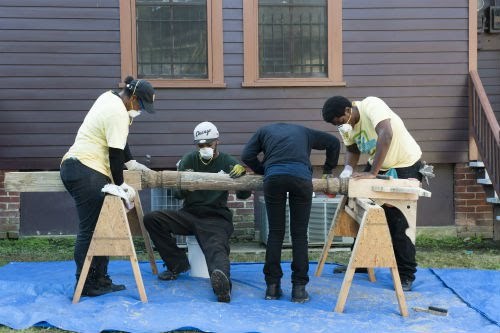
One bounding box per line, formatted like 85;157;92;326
79;279;114;297
210;269;231;303
401;279;413;291
158;261;190;281
265;283;283;300
291;284;309;303
97;275;126;292
333;265;368;274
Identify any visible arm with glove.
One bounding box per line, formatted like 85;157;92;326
123;143;151;172
229;163;252;200
109;147;136;208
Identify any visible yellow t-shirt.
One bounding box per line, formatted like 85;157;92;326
342;97;422;170
62;91;129;178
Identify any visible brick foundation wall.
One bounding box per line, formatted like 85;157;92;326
228;193;255;241
0;170;20;239
454;163;494;238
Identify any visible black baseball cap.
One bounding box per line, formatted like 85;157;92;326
127;79;156;114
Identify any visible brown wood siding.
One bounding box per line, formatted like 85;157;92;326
0;0;470;170
478;50;500;122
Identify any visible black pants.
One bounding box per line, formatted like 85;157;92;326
143;209;234;278
263;175;313;286
370;161;422;282
60;158;110;279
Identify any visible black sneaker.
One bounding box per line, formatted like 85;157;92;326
97;275;126;292
333;265;368;274
401;279;413;291
158;261;190;281
265;283;283;300
291;284;309;303
210;269;231;303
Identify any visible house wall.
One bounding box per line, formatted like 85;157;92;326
0;0;475;237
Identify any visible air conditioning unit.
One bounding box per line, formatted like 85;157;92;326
258;195;349;246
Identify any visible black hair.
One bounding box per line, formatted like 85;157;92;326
122;75;135;97
322;96;352;123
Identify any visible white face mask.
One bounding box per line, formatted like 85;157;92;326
128;109;142;118
337;123;353;141
199;147;214;160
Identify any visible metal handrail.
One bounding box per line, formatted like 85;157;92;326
469;70;500;195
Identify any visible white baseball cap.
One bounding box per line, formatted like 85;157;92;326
193;121;219;143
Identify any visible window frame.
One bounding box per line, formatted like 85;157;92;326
120;0;225;88
243;0;344;87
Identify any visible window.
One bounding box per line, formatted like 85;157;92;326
243;0;343;87
120;0;225;88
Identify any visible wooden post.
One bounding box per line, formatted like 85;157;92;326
72;195;148;303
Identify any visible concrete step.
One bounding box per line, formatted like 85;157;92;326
469;161;485;168
486;197;500;204
478;178;493;185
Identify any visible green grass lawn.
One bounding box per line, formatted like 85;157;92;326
0;235;498;333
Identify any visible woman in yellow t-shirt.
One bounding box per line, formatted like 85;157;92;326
60;76;155;297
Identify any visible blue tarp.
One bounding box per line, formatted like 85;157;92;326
0;261;498;333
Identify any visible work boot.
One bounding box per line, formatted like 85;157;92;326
210;269;231;303
291;284;309;303
158;260;190;281
265;283;283;300
78;277;114;297
333;265;368;274
401;279;413;292
97;274;126;292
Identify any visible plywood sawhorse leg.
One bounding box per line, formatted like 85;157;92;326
72;195;149;303
126;196;158;275
315;197;408;317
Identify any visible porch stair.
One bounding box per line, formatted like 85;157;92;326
469;161;500;240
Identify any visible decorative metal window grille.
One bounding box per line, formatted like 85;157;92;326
136;0;208;79
258;0;328;78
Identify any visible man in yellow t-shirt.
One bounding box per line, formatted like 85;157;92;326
322;96;423;291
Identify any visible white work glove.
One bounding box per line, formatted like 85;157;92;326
119;182;136;204
125;160;151;172
339;165;353;178
101;184;135;211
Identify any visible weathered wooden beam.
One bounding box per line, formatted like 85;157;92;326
5;170;430;201
4;171;142;192
5;170;344;194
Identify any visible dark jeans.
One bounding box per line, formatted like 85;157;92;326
370;161;422;282
60;158;110;279
143;209;234;278
263;175;313;286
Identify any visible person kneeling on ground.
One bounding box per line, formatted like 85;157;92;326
144;121;251;303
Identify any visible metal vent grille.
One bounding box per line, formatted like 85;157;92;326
258;196;345;246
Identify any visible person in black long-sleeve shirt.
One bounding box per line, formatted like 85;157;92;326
241;123;340;303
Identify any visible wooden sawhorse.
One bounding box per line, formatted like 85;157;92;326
315;178;431;317
72;173;159;303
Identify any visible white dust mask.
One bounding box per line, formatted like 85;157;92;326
128;109;142;118
199;147;214;160
337;123;353;141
